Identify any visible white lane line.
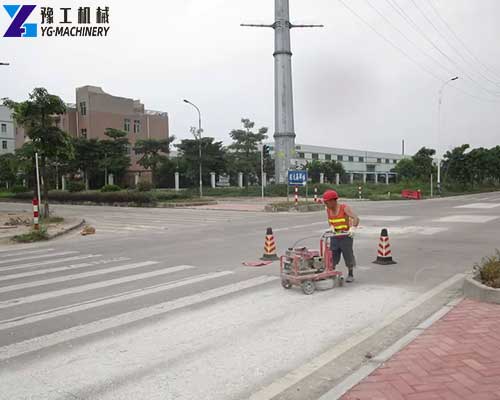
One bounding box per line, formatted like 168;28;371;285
454;203;500;209
0;275;278;361
0;257;131;282
0;248;55;257
274;222;326;232
434;215;499;223
248;273;465;400
361;215;411;221
0;261;187;308
0;271;234;330
0;254;102;273
0;251;79;265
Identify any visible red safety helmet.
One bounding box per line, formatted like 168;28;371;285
323;190;339;202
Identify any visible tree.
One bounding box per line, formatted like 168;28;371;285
175;137;226;186
442;144;470;186
306;160;345;183
3;88;74;216
134;136;175;187
393;158;417;181
99;128;131;184
228;118;268;186
412;147;436;181
69;138;102;189
0;154;18;188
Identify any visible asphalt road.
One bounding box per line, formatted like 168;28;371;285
0;193;499;400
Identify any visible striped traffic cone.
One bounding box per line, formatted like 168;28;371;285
373;228;397;265
261;227;279;261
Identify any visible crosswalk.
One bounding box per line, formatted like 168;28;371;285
0;247;277;362
86;208;263;236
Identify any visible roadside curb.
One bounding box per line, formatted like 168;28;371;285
318;297;464;400
463;271;500;304
47;219;86;240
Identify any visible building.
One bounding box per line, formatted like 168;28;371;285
269;143;405;183
14;86;169;185
0;105;15;155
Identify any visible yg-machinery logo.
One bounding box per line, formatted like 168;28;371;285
3;4;37;37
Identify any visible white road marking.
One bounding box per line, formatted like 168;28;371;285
0;254;102;273
0;251;79;265
0;271;234;330
0;275;278;361
0;248;55;257
454;203;500;209
248;273;465;400
434;215;499;223
0;262;193;308
0;257;131;281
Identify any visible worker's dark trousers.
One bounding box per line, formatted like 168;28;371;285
331;236;356;274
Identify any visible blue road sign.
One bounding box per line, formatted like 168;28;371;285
288;170;308;186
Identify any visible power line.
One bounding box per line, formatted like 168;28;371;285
425;0;500;84
409;0;500;91
336;0;500;104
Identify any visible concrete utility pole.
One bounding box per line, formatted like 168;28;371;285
242;0;322;183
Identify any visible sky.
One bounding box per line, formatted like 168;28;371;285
1;0;500;157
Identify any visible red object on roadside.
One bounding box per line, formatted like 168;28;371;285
401;189;422;200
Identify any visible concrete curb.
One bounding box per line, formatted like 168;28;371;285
463;272;500;304
318;297;464;400
47;219;86;240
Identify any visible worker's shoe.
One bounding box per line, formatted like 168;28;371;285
346;275;354;283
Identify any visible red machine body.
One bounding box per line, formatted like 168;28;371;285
280;231;344;295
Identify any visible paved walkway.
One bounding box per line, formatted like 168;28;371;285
341;299;500;400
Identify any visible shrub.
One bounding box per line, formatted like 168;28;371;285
137;181;153;192
11;185;30;193
67;181;86;192
14;190;155;205
475;250;500;288
12;226;49;243
101;184;121;192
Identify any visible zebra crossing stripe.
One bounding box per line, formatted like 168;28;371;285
0;248;55;256
0;271;234;330
0;254;102;273
0;263;193;308
0;257;131;282
0;251;79;265
0;275;278;361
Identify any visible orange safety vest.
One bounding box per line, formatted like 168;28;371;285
327;204;350;233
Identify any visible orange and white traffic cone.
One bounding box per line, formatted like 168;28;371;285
261;227;279;261
373;228;397;265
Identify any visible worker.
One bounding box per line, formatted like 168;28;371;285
323;190;360;282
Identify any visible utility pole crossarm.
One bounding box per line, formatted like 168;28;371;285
240;23;274;28
290;24;324;28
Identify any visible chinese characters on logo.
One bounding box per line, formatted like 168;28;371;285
38;6;111;37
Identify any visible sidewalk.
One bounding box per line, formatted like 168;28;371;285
339;299;500;400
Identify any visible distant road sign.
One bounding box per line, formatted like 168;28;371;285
288;170;308;186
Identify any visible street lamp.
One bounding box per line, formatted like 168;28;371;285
183;99;203;197
437;76;458;195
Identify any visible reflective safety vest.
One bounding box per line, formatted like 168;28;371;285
327;204;350;233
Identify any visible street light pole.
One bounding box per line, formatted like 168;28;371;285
183;99;203;197
437;76;458;195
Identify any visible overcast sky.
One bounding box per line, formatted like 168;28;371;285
1;0;500;156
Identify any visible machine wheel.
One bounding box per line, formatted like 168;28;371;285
338;276;345;287
281;279;292;289
301;280;315;295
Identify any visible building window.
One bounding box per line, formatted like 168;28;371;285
377;158;382;163
269;146;274;151
386;159;390;164
298;152;305;159
124;119;131;132
325;154;331;161
359;156;364;162
295;145;301;150
1;123;6;133
2;140;7;149
367;164;376;172
312;153;319;160
133;120;141;133
393;159;398;164
337;155;344;161
348;156;354;162
80;128;87;138
80;102;87;116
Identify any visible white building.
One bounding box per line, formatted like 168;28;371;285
0;105;16;155
268;143;406;183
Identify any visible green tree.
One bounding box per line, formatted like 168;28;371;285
393;158;417;180
175;137;226;186
134;136;175;187
412;147;436;181
306;160;345;183
3;88;74;216
0;153;18;188
99;128;131;184
69;138;102;189
442;144;470;186
228;118;268;186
